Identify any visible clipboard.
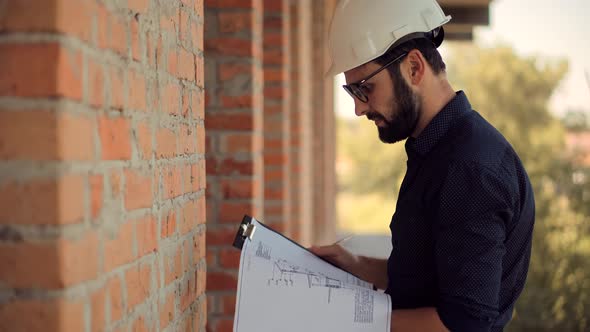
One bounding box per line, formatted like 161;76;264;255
233;215;311;253
231;214;391;332
231;214;376;290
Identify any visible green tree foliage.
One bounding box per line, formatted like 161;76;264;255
337;44;590;330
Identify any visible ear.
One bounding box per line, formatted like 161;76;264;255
403;49;426;86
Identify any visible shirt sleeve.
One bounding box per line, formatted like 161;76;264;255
434;161;514;332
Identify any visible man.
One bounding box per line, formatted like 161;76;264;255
310;0;535;331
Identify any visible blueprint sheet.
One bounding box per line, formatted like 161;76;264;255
233;218;391;332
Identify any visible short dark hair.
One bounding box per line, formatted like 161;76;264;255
374;37;446;75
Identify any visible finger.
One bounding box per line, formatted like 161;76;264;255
309;244;344;257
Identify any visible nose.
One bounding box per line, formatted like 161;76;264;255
353;97;369;117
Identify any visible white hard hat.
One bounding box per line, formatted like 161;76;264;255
326;0;452;76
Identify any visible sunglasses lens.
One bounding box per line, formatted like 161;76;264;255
350;85;368;102
343;85;367;103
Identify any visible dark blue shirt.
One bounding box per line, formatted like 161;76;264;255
385;91;535;332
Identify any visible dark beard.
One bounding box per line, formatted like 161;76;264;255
368;73;421;144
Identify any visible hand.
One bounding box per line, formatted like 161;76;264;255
309;244;361;275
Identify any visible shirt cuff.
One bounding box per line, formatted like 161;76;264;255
437;298;497;332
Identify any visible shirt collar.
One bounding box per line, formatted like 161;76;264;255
405;91;472;158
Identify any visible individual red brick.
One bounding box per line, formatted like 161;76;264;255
220;95;254;108
0;231;98;289
103;220;135;271
263;0;286;12
131;19;141;62
130;315;150;332
0;43;82;99
263;32;283;47
180;200;198;235
264;168;283;182
204;38;257;57
216;157;254;176
162;165;182;200
136;122;152;160
179;124;197;155
125;262;152;309
207;271;237;291
198;195;206;225
98;116;132;160
197;124;206;155
108;276;124;322
206;227;236;246
91;288;106;332
193;300;202;331
161;209;177;239
110;16;128;56
183;164;194;194
0;175;85;225
109;67;126;110
181;90;190;118
156;128;177;159
190;18;199;49
264;86;284;99
188;163;199;192
159;290;175;330
221;293;237;314
220;178;254;199
0;109;94;161
263;68;284;83
219;249;240;269
204;0;260;9
264;153;284;165
164;248;182;285
128;70;146;111
218;12;252;33
178;49;195;81
218;201;257;224
179;9;190;44
136;216;157;256
0;0;95;42
0;298;84;332
195;52;205;89
191;234;200;267
264;137;282;150
220;133;252;154
206;113;253;130
124;169;153;210
264;186;283;200
263;49;284;65
90;175;104;219
163;84;180;114
218;63;251;81
167;50;178;76
180;270;197;311
87;58;105;108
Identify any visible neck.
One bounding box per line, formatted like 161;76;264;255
411;74;456;138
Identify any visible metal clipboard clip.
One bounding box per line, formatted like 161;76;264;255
232;215;257;250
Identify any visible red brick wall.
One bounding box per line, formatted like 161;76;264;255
204;0;264;331
263;0;292;234
0;0;206;330
311;0;338;244
289;0;313;245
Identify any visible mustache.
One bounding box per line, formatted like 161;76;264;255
366;112;385;122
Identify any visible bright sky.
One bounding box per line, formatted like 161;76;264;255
476;0;590;115
335;0;590;117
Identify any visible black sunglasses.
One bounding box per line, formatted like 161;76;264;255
342;52;408;103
